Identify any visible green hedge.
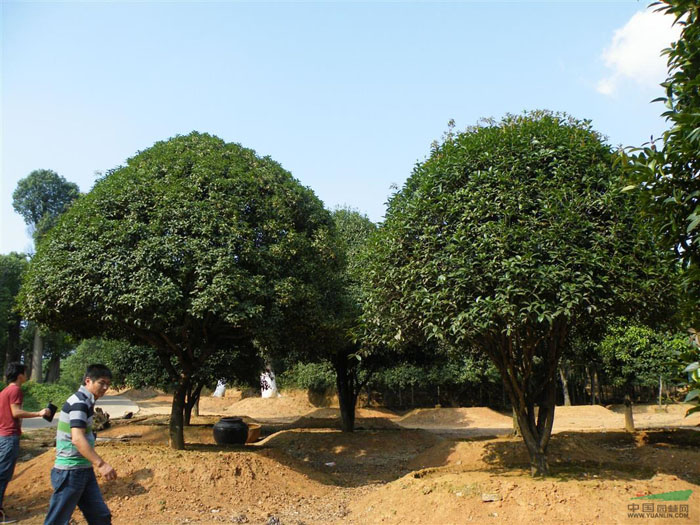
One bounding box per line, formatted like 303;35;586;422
0;381;74;412
278;362;335;393
22;382;73;411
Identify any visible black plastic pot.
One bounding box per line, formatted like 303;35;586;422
213;417;249;445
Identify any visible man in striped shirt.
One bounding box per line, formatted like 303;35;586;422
44;364;117;525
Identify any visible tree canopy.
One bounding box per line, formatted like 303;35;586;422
600;321;686;391
12;169;80;241
20;132;340;448
364;111;677;475
0;253;29;371
622;1;699;297
284;208;377;432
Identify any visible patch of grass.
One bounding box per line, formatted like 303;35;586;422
445;481;481;496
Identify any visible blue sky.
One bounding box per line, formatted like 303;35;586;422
1;0;681;254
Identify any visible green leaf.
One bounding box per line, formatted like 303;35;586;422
683;361;699;373
684;389;700;402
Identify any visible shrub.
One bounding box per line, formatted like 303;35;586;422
19;381;73;412
278;362;335;393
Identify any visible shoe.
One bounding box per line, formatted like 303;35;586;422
0;508;17;524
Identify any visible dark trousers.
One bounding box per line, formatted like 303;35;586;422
44;467;111;525
0;435;20;510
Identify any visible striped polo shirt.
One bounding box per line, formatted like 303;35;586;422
54;385;95;470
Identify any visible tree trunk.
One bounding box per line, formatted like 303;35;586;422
23;348;32;378
506;380;557;477
184;383;204;426
4;319;21;374
558;365;571;406
30;328;43;382
44;355;61;383
585;366;593;405
624;388;635;432
658;376;663;408
512;406;521;437
512;401;555;477
334;354;357;433
593;368;601;405
169;379;188;449
492;325;565;478
184;403;192;427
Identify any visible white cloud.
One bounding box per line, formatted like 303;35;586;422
597;8;682;96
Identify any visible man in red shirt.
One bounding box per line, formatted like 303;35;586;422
0;363;49;524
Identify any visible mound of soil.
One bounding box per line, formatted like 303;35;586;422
121;389;326;421
398;407;512;428
114;387;163;401
551;405;622;431
8;443;346;524
351;430;700;524
349;469;697;525
259;428;441;486
224;395;317;421
8;425;700;524
608;403;700;428
304;407;400;420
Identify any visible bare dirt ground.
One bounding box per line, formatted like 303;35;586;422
7;390;700;524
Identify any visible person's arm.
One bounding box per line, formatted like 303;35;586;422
10;404;49;419
70;427;117;481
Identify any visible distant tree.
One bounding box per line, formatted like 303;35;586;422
364;112;676;476
328;209;378;431
277;362;336;394
60;338;128;391
600;320;688;430
0;253;29;372
20;132;339;449
373;349;500;408
42;330;74;383
12;169;80;382
284;208;377;432
12;169;80;242
108;343;261;425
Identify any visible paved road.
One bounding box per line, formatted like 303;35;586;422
22;394;139;430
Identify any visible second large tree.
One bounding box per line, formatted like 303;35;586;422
364;112;676;476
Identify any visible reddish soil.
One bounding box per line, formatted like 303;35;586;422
7;392;700;524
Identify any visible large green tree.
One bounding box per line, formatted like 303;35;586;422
364;112;676;476
622;1;699;296
20;132;339;449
